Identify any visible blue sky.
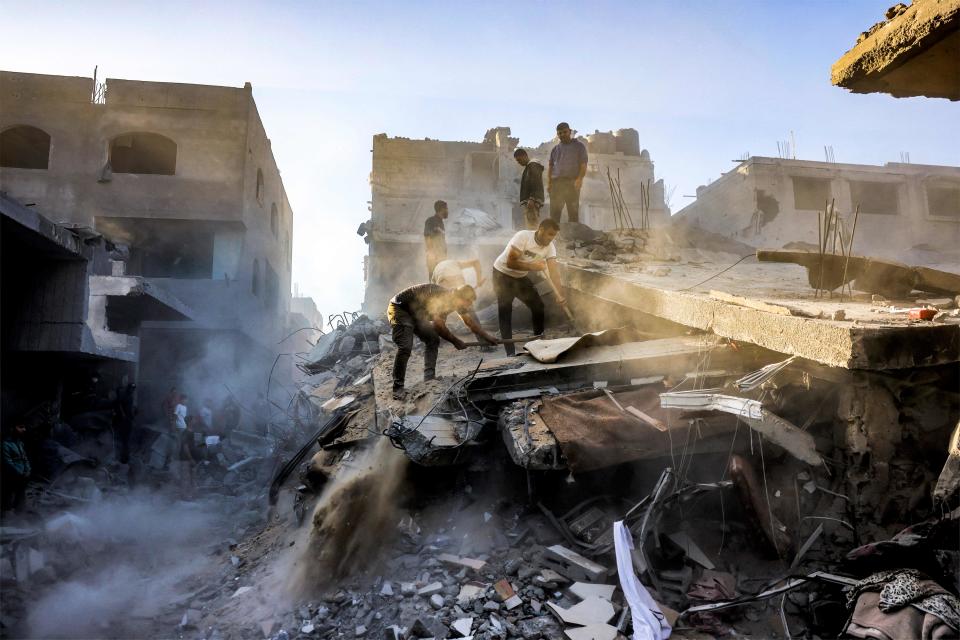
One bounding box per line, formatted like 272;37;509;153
2;0;957;321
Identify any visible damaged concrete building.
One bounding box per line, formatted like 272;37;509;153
1;193;191;426
363;126;670;310
673;155;960;258
0;70;296;417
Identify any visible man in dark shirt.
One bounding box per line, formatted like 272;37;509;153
514;148;544;229
423;200;449;279
548;122;588;224
387;283;499;398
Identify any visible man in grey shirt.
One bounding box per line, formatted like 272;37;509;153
548;122;588;224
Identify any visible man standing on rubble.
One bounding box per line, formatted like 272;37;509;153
548;122;588;224
492;218;564;356
388;283;499;399
514;148;544;229
423;200;449;279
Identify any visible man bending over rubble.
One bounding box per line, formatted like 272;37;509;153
493;218;564;356
388;283;499;399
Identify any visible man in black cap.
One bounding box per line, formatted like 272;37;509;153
423;200;449;279
388;283;499;398
548;122;588;223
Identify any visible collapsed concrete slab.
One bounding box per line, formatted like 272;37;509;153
831;0;960;100
562;263;960;369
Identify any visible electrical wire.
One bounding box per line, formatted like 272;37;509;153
677;253;756;291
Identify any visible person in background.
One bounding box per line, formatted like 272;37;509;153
161;386;179;429
423;199;449;279
220;396;240;438
492;218;565;356
387;283;499;399
548;122;588;223
431;258;486;290
2;423;31;512
200;398;214;432
174;394;189;431
514;148;545;229
113;380;137;466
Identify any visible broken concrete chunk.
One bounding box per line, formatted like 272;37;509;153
451;617;474;637
437;553;487;571
563;624;619;640
493;578;523;610
380;581;394;596
546;596;616;626
418;581;443;596
400;581;418;596
456;581;487;605
568;582;617;602
430;593;445;609
232;585;253;598
543;545;609;582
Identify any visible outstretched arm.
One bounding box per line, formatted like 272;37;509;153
546;258;566;305
431;316;466;349
459;312;499;345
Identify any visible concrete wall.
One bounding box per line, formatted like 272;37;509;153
364;126;670;310
0;71;293;344
674;156;960;258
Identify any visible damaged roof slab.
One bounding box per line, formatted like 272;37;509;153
562;264;959;370
831;0;960;100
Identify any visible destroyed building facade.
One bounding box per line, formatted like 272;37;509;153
673;155;960;257
0;70;296;416
363;126;670;310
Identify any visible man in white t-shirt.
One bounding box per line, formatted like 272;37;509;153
431;258;485;289
492;218;565;355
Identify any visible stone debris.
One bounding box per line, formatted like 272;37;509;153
543;545;610;583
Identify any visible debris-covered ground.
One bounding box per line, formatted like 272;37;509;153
3;241;959;640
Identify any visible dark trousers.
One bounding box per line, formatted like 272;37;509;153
389;304;439;390
1;472;27;512
493;268;544;356
549;177;580;223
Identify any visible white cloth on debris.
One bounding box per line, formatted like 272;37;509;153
174;403;188;430
613;520;672;640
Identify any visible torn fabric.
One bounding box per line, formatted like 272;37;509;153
614;520;671;640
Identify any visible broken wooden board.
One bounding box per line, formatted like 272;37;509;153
543;545;610;583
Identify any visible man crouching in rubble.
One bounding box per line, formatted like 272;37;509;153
388;283;499;399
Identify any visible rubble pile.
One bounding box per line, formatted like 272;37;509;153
558;221;754;268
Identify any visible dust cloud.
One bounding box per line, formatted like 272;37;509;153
293;438;408;590
24;491;229;639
